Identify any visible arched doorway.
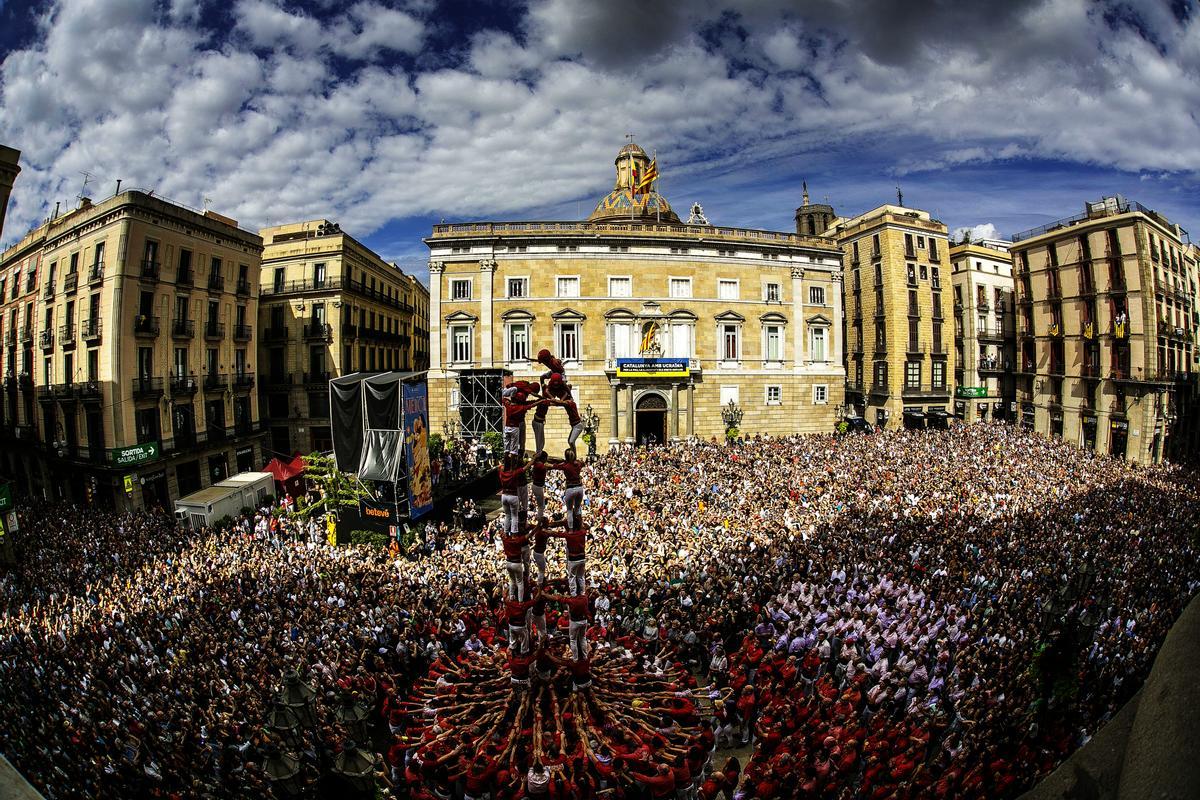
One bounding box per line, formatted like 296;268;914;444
634;392;667;446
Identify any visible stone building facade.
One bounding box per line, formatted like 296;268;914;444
950;240;1016;422
825;205;954;428
424;144;846;451
1010;196;1197;464
257;220;429;458
0;191;266;508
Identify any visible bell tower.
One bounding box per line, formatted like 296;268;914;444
794;181;836;237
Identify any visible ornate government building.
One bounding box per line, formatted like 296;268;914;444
424;143;846;450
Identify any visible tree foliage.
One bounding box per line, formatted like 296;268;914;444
290;452;370;521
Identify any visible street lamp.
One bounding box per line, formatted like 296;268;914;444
721;399;744;441
333;691;371;742
263;746;305;798
332;740;379;797
279;670;318;728
267;698;305;750
581;404;600;461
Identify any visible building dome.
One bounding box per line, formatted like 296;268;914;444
588;142;680;224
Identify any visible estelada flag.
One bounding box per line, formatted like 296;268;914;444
638;159;658;193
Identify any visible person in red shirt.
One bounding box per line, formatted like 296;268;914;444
542;589;592;659
543;520;588;596
500;525;529;600
502;389;547;456
504;587;537;654
548;450;586;530
533;372;582;453
499;454;532;538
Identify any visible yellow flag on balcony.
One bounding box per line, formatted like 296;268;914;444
1084;321;1094;339
1115;321;1126;338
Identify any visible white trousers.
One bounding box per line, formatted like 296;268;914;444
505;560;526;600
532;485;546;521
569;619;588;660
563;486;584;529
501;493;520;535
533;550;548;584
503;424;525;455
567;557;586;596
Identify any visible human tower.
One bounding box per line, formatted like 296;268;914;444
402;350;709;797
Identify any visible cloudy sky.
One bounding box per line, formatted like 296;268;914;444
1;0;1198;282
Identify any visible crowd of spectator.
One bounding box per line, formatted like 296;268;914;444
0;423;1196;799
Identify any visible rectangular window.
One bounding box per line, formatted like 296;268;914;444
813;384;828;404
669;277;692;298
608;276;632;297
506;323;530;362
718;279;739;300
905;360;922;389
765;282;782;303
507;277;528;298
907;264;917;285
558;323;579;362
931;360;946;389
313;262;326;288
764;324;783;362
810;327;827;362
720;385;739;406
556;276;580;298
766;385;782;405
272;267;284;293
450;278;472;300
809;286;825;305
721;324;740;361
450;325;471;363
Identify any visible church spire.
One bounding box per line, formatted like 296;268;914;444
802;181;809;206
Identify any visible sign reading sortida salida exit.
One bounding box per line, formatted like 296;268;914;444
110;441;160;467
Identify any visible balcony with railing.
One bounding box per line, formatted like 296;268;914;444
1081;362;1103;380
39;329;54;350
304;370;331;385
171;318;195;339
233;323;253;342
303;321;333;341
64;272;78;293
263;326;289;342
177;266;193;287
232;372;255;390
977;325;1005;342
906;340;925;356
930;342;948;356
42;282;54;300
133;315;160;337
19;326;33;343
88;262;104;284
139;260;160;282
207;273;225;292
131;376;164;398
1049;359;1065;376
170;374;198;396
204;321;226;340
78;380;102;401
236;278;252;296
59;323;76;350
203;372;228;392
3;330;14;347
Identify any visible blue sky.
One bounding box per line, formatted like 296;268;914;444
2;0;1199;285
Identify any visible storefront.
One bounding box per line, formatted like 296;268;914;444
1081;414;1098;452
902;407;926;429
1020;402;1035;431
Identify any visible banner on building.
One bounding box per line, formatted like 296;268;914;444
403;382;434;519
359;498;400;525
616;358;690;378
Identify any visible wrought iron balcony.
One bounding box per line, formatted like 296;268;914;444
263;326;289;342
131;376;164;398
39;330;54;350
63;272;78;293
236;278;252;296
204;372;228;391
204;321;226;340
303;322;333;341
170;374;198;396
59;323;76;350
233;323;253;342
133;315;160;337
232;372;255;390
208;273;225;292
171;319;195;339
81;318;102;342
139;260;160;282
88;262;104;284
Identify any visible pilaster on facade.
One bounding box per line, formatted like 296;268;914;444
428;261;444;374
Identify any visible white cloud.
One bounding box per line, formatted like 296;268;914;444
952;223;1004;243
0;0;1198;258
